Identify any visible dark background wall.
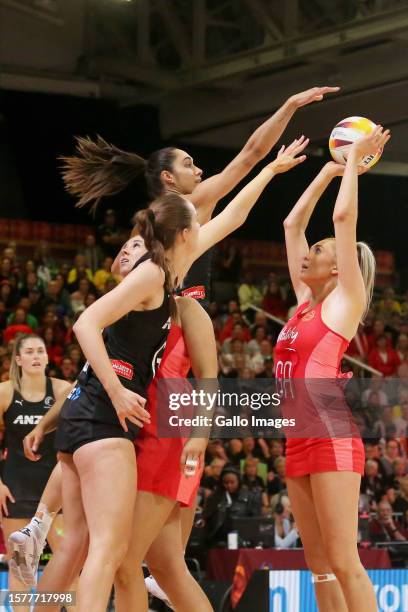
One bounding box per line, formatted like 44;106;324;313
0;90;407;273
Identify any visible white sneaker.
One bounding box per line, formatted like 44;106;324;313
8;519;46;587
145;575;174;610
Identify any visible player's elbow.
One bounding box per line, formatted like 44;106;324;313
242;145;264;168
283;218;302;232
232;210;248;232
332;211;355;225
73;314;87;337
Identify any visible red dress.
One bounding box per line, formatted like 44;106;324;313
135;324;202;507
274;301;365;477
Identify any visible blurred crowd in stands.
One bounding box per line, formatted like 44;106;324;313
1;214;408;559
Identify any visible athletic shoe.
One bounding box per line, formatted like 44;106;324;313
8;520;46;587
145;574;174;610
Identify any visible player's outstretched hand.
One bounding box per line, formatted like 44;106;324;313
350;125;391;160
289;86;340;109
268;136;309;174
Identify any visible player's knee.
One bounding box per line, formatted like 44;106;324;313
91;537;129;568
65;531;88;558
53;531;85;567
149;554;187;583
115;554;140;590
325;549;363;582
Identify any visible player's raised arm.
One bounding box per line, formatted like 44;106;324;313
283;161;343;305
189;87;339;222
190;138;308;264
333;126;390;310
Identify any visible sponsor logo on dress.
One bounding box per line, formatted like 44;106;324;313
181;285;206;300
14;399;23;406
68;386;81;401
162;317;171;330
44;396;54;407
277;326;299;345
13;415;43;425
111;359;134;380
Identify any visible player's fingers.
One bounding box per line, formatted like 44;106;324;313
132;408;150;423
293;155;307;165
133;396;146;409
29;449;41;461
119;416;128;432
23;439;37;461
373;125;383;138
131;402;150;419
7;491;15;503
133;398;148;412
278;145;285;156
184;454;199;477
180;449;188;471
319;86;340;93
126;415;144;429
285;138;301;153
292;138;309;154
2;501;8;517
379;131;391;146
32;437;41;453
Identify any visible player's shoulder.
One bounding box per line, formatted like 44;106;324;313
175;295;202;316
0;380;14;409
131;258;165;284
50;377;72;395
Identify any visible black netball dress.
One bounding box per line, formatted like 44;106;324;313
2;378;57;518
55;253;171;454
177;250;212;312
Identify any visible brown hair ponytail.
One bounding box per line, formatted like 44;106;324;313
134;208;170;289
60;135;147;214
132;193;194;317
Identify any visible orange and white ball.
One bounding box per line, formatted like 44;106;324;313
329;116;382;169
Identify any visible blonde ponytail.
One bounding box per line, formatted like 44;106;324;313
357;241;376;322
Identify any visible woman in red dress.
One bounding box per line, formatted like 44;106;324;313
279;126;390;612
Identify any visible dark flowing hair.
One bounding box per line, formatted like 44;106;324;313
60;135;178;213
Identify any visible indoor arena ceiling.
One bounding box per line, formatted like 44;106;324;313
1;0;408;172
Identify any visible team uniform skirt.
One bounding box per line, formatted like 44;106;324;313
55;380;138;455
2;441;59;518
285;436;365;478
135;433;202;508
135;323;202;508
